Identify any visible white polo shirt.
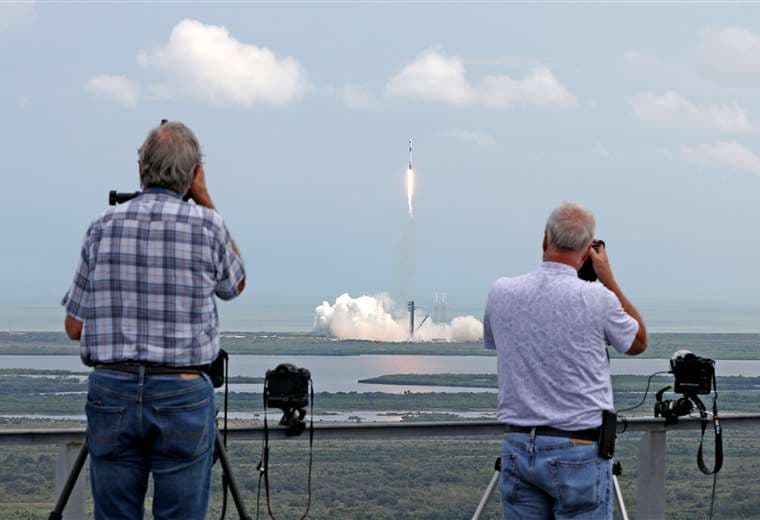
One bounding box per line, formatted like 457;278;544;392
484;261;639;430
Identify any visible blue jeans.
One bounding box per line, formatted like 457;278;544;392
500;432;612;520
85;367;216;520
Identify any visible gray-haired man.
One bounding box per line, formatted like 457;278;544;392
62;122;246;519
483;202;647;519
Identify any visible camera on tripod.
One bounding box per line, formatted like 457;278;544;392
264;363;311;436
654;350;716;425
671;349;715;396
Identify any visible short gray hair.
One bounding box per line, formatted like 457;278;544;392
545;202;596;251
138;122;202;194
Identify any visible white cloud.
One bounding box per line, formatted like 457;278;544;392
0;2;35;32
680;141;760;175
340;85;376;110
84;75;139;109
589;142;610;158
386;50;474;106
479;66;576;109
386;49;576;109
701;26;760;82
628;91;751;134
138;19;308;107
444;128;496;146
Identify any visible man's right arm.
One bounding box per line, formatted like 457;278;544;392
590;245;647;356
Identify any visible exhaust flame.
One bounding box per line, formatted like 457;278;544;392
406;167;415;217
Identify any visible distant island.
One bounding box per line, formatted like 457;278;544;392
0;331;759;359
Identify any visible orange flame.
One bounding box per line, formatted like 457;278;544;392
406;167;415;217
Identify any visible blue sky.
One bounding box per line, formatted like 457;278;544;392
1;2;759;330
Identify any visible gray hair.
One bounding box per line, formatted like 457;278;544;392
138;122;202;194
545;202;596;251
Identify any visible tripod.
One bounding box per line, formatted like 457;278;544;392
472;458;629;520
48;429;252;520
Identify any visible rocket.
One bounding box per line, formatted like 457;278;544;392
405;138;415;217
408;138;413;170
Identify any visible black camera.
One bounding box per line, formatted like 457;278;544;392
671;350;714;396
264;363;311;436
654;350;716;425
653;351;722;477
578;240;605;282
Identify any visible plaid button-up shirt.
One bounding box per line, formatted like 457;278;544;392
62;189;246;367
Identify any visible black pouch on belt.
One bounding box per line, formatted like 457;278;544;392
205;349;228;388
598;410;617;459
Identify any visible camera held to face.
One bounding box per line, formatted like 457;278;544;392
578;239;605;282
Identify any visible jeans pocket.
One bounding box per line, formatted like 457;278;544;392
155;397;212;460
85;401;126;458
500;452;521;504
552;457;601;515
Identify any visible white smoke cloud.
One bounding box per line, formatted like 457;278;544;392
313;293;483;343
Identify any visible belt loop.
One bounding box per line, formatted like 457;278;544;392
137;365;145;404
529;427;536;454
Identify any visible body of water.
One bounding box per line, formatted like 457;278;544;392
3;355;760;393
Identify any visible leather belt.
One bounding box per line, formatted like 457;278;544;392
504;424;599;442
95;363;203;376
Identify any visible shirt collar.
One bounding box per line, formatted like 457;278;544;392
540;261;578;276
141;187;182;199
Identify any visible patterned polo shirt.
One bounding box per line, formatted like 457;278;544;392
62;189;246;367
484;261;638;430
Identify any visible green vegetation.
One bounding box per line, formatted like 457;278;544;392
0;429;758;519
360;373;498;387
1;331;759;359
361;373;760;391
2;370;760;416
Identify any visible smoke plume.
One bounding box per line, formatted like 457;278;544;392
313;293;483;342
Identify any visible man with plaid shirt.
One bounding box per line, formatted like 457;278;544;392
62;121;246;520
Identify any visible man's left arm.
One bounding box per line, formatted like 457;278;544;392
61;231;93;340
483;294;496;350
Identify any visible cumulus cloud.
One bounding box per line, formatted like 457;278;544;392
444;128;496;146
680;141;760;175
700;26;760;82
138;19;308;107
84;75;139;109
628;91;751;133
386;49;576;109
0;2;35;32
340;84;377;110
313;293;483;343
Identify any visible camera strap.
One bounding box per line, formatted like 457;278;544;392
216;350;231;520
258;377;314;520
693;372;722;475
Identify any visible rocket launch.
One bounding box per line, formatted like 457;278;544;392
406;139;415;218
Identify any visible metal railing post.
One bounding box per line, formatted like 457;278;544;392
636;431;666;520
55;442;86;520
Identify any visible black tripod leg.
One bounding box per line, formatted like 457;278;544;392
215;434;253;520
48;443;89;520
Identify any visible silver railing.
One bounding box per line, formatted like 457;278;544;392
2;414;758;519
